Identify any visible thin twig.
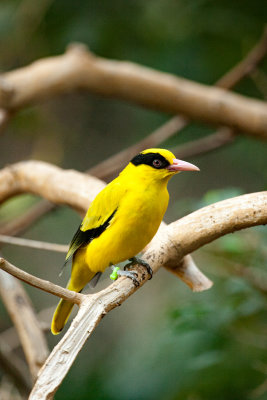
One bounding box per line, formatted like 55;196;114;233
0;234;68;253
0;258;83;305
172;127;235;159
216;26;267;89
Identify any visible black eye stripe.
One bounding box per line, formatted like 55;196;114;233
131;152;170;169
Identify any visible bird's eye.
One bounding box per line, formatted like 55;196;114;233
153;159;162;168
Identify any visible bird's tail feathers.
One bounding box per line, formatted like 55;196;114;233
51;269;97;335
51;297;75;335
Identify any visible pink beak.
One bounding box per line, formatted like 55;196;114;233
167;158;200;172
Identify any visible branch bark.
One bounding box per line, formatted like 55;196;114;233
27;191;267;399
0;258;83;305
1;44;267;138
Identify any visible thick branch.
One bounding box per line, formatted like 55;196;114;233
1;44;267;138
29;191;267;399
0;160;105;211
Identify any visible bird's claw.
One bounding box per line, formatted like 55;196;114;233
110;266;139;287
127;257;153;279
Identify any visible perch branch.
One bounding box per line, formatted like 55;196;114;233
1;44;267;138
27;191;267;399
0;258;83;305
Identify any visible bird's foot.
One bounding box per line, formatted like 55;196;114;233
126;256;153;280
110;266;139;287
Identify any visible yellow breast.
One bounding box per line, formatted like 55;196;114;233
85;180;169;273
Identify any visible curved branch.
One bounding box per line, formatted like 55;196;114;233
0;258;83;305
0;160;105;211
1;44;267;138
28;191;267;399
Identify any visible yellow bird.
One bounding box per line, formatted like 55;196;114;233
51;148;199;334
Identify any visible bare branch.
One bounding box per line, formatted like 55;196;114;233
0;258;83;305
0;270;49;380
29;191;267;399
216;26;267;90
0;161;105;211
1;44;267;138
0;234;68;253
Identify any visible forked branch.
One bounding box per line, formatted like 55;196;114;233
25;191;267;399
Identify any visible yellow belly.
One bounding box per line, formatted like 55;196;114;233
84;186;169;273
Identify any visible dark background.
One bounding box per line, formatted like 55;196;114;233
0;1;267;399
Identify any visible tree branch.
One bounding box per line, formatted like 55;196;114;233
27;191;267;399
1;44;267;138
0;234;68;253
172;127;235;159
0;270;49;380
0;258;83;305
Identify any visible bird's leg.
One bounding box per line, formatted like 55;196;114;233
109;265;139;287
126;256;153;280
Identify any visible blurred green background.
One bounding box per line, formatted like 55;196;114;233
0;0;267;399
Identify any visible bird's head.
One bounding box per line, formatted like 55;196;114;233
127;148;199;182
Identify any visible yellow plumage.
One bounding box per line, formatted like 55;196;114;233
51;148;199;334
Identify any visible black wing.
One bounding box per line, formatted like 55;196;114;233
64;208;117;265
